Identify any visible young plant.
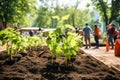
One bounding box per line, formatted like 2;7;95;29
13;36;29;54
46;28;63;63
0;28;21;59
46;15;82;65
0;28;46;59
62;32;82;64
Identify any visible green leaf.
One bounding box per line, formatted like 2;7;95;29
65;24;75;30
61;15;70;21
52;16;60;20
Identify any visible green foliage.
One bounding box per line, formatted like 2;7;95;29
0;28;46;59
0;28;21;59
0;0;36;27
26;35;46;51
46;15;82;64
91;0;120;25
62;32;82;63
0;17;82;65
0;28;20;45
34;0;95;28
102;33;107;42
33;7;51;28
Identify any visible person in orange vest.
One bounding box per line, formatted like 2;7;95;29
93;25;100;49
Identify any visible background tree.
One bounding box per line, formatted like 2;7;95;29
116;14;120;26
0;0;36;28
34;0;95;28
33;7;51;28
33;0;55;28
61;8;95;28
91;0;120;26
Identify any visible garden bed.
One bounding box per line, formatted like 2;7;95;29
0;46;120;80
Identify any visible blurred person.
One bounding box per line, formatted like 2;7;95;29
29;30;34;37
36;28;43;35
78;28;83;36
83;23;92;49
107;23;115;49
93;25;100;49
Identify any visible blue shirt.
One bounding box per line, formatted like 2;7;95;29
83;26;92;37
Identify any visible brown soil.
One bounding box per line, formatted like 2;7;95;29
0;46;120;80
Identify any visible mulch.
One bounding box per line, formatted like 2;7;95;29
0;46;120;80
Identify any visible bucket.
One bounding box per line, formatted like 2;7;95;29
114;39;120;56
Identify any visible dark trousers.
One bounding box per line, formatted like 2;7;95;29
108;35;114;48
94;35;99;48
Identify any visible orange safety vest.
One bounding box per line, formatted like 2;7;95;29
94;27;100;36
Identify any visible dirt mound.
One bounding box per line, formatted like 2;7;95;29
0;46;120;80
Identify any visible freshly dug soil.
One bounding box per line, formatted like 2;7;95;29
0;46;120;80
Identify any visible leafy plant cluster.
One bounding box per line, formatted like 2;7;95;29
45;15;83;64
0;15;82;64
0;28;45;59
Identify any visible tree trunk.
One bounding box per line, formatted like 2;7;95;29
99;0;108;28
2;22;7;29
